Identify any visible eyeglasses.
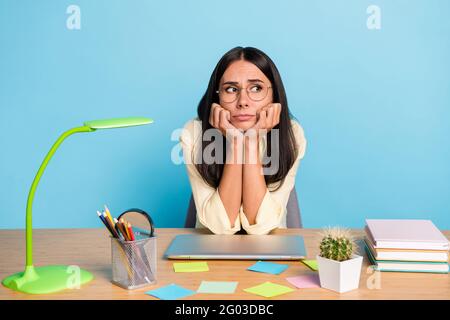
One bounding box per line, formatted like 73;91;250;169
216;83;272;103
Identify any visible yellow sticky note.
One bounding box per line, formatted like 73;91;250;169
301;259;318;271
173;262;209;273
244;282;295;298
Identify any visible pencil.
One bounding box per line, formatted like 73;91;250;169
103;212;119;238
127;223;135;241
97;211;115;237
104;205;114;226
116;220;129;241
113;218;125;240
120;218;131;240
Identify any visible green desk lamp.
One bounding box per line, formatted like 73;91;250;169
2;117;153;294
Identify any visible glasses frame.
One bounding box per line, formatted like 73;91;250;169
216;84;273;103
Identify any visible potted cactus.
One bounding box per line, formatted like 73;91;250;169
316;227;363;293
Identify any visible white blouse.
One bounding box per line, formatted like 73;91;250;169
180;118;307;235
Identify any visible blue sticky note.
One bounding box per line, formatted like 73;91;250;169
145;283;196;300
247;261;289;275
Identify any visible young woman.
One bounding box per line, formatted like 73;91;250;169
180;46;307;235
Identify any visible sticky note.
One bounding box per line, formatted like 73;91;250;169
145;284;196;300
301;259;318;271
173;262;209;273
247;261;289;275
286;274;321;289
197;281;238;294
244;281;295;298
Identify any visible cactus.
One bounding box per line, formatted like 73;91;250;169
319;227;356;262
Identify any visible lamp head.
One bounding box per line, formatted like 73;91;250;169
83;117;153;130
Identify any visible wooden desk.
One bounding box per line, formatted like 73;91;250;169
0;228;449;300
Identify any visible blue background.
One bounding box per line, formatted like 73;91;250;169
1;1;449;230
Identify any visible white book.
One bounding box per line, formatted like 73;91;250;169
364;237;449;262
364;242;449;274
365;219;450;250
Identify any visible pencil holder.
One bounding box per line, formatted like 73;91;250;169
111;236;157;290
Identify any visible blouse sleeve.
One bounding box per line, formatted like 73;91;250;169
180;120;241;235
240;120;307;235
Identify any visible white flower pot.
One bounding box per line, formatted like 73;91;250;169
316;254;363;293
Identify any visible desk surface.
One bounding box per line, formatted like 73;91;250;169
0;228;449;300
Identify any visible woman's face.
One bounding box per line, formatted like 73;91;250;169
218;60;273;130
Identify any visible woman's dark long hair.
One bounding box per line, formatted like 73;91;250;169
195;46;298;191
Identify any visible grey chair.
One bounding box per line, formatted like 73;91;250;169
184;186;302;228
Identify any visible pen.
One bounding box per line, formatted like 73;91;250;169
97;211;116;237
102;211;119;238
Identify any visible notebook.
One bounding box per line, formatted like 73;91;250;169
365;219;449;250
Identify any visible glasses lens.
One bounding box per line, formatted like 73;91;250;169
247;84;268;101
219;86;239;103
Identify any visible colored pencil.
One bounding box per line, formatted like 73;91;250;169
127;223;135;241
113;218;125;240
103;212;119;238
97;211;115;237
104;205;114;226
117;220;129;241
120;218;131;240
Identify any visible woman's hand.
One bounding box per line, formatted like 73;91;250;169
209;103;243;139
250;103;281;133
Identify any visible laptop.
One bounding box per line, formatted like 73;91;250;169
164;234;307;260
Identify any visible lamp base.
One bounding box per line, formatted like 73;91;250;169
2;265;94;294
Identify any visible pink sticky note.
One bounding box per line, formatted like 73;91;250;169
286;274;321;289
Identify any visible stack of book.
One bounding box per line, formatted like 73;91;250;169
364;219;449;274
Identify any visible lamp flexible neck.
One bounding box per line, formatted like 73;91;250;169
25;126;94;267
